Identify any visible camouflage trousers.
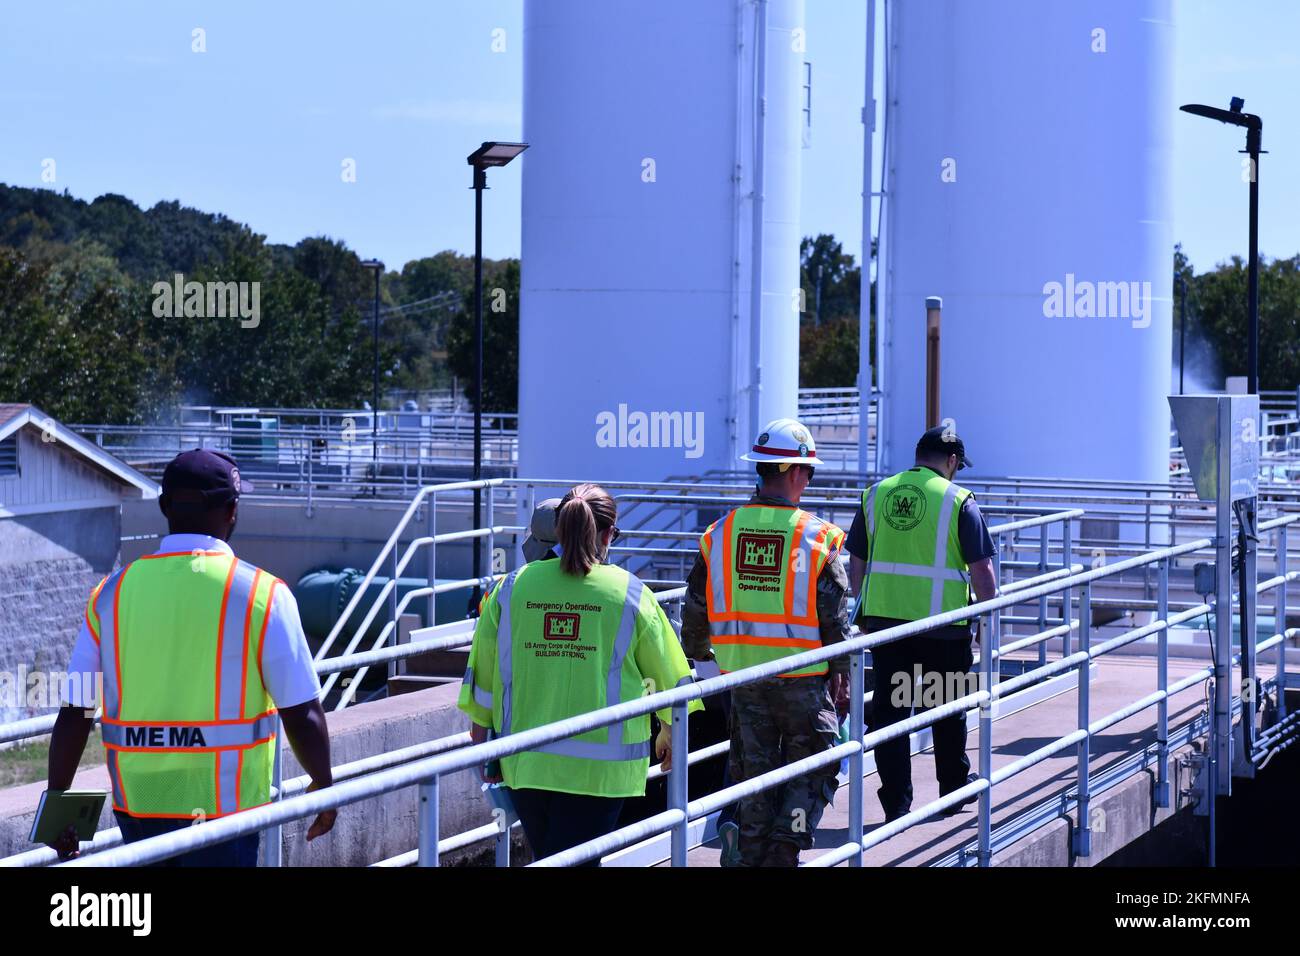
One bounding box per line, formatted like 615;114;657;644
728;674;841;866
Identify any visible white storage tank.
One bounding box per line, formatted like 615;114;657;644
519;0;806;483
876;0;1175;482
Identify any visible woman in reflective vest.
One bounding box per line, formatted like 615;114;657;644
458;482;701;865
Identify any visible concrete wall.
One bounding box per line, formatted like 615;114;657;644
0;507;119;724
0;684;498;866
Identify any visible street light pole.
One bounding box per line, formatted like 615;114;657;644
1180;98;1263;395
1246;121;1261;395
472;164;485;608
465;141;528;614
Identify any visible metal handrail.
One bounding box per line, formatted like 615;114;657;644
62;509;1261;869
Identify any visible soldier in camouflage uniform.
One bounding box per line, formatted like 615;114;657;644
681;418;851;867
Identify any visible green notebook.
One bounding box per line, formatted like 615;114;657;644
29;789;107;844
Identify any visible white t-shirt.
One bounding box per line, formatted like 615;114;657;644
63;534;322;710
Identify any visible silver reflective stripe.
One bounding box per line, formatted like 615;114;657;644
106;748;125;809
705;521;728;613
217;749;240;815
789;516;818;620
494;569;522;736
870;561;967;581
930;484;961;615
674;674;695;688
863;485;879;609
604;575;644;746
101;714;277;749
707;618;822;643
218;561;259;721
533;739;652;761
93;566;130;719
462;665;493;710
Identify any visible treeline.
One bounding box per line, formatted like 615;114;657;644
0;184;517;423
2;182;1295;425
1174;244;1300;390
804;237;1300;393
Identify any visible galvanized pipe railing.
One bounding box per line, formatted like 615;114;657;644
56;507;1281;870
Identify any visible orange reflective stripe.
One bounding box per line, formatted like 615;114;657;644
138;550;227;560
720;510;736;615
101;709;276;728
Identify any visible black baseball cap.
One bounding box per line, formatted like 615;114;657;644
161;449;253;508
916;425;972;470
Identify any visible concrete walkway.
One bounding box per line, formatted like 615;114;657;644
683;655;1251;867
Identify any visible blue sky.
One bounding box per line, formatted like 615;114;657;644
0;0;1294;274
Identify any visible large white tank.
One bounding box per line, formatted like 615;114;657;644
519;0;806;484
876;0;1175;482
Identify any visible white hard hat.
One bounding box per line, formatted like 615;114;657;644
740;418;824;467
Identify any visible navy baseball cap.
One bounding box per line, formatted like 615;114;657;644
916;425;973;470
161;449;253;508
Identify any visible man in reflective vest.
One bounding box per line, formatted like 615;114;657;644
681;418;851;867
846;426;999;823
45;449;337;864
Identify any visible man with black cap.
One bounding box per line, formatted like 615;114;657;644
45;448;337;863
845;425;999;823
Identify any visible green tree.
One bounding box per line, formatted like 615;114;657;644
1176;247;1300;390
445;259;519;412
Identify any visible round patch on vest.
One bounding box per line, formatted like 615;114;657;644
881;484;926;531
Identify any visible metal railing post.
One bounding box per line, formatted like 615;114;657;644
263;719;283;867
669;701;689;867
426;490;437;626
486;482;496;582
494;815;511;868
418;776;440;867
848;649;865;867
1061;519;1074;659
1277;523;1289;720
1074;581;1093;857
1037;527;1049;668
1155;557;1170;808
388;546;399;682
978;597;994;865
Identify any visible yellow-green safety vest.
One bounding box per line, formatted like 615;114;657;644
859;468;973;623
87;550;280;819
457;560;701;799
700;503;845;678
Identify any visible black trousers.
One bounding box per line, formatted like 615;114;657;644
114;811;260;867
509;787;625;867
868;632;974;817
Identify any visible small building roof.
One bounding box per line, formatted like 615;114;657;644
0;404;160;498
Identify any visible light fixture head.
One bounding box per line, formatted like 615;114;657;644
467;141;529;168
